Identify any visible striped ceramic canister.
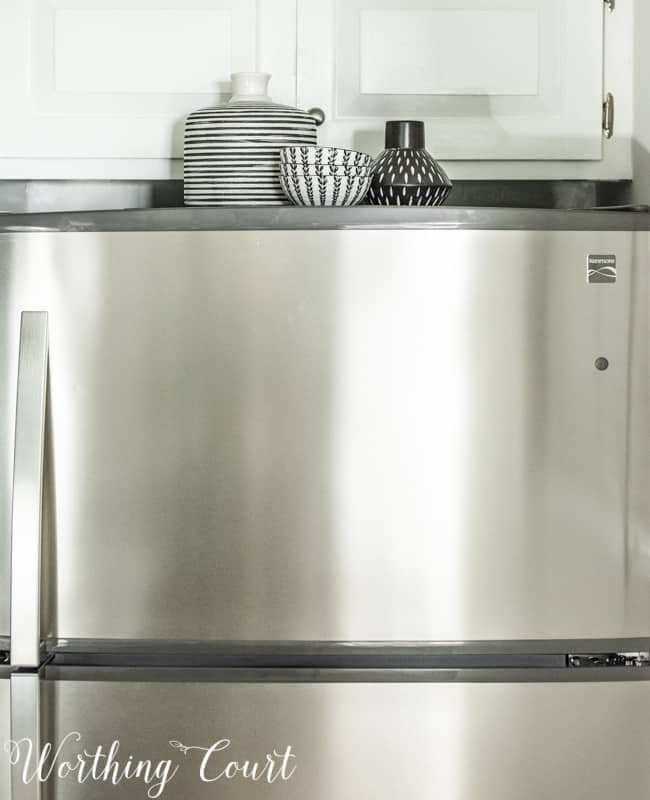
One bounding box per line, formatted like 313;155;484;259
184;73;318;207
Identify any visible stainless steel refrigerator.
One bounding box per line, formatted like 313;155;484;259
1;207;650;799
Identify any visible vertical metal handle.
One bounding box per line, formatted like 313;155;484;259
10;312;49;668
9;673;41;800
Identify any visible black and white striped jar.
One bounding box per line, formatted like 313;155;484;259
184;73;318;207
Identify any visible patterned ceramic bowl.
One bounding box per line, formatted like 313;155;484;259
281;146;372;169
282;164;371;178
280;170;371;206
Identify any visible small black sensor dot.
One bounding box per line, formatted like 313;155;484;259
595;357;609;371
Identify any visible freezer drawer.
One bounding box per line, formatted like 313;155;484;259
9;670;649;800
1;228;649;642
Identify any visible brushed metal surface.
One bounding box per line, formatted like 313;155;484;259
0;229;649;642
10;312;48;667
46;636;650;657
9;674;41;800
40;664;650;683
40;677;650;799
0;678;10;799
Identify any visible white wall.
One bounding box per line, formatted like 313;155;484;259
633;0;650;202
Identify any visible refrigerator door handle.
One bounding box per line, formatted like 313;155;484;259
10;312;49;669
9;673;41;800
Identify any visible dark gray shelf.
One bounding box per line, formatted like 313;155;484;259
1;205;650;233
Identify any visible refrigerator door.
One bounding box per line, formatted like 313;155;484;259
0;244;9;639
25;668;650;800
0;673;10;799
0;227;649;642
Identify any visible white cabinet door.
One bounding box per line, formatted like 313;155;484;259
298;0;605;160
0;0;296;169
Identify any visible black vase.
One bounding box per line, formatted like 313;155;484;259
367;121;452;206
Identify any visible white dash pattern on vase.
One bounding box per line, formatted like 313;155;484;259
367;121;452;207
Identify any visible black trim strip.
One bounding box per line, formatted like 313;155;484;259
48;652;565;669
46;638;650;670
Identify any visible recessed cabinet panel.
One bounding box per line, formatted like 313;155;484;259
0;0;296;166
54;9;232;94
298;0;604;160
360;10;540;96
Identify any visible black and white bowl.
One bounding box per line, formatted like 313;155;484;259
286;164;371;178
281;146;372;169
280;170;371;207
281;164;371;180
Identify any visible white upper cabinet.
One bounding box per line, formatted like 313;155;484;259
0;0;618;175
297;0;606;160
0;0;296;168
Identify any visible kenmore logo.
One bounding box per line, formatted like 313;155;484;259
587;255;616;284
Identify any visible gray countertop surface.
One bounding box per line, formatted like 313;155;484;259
0;206;649;232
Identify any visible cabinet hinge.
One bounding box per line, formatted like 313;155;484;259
602;92;614;139
568;652;650;668
604;0;615;10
